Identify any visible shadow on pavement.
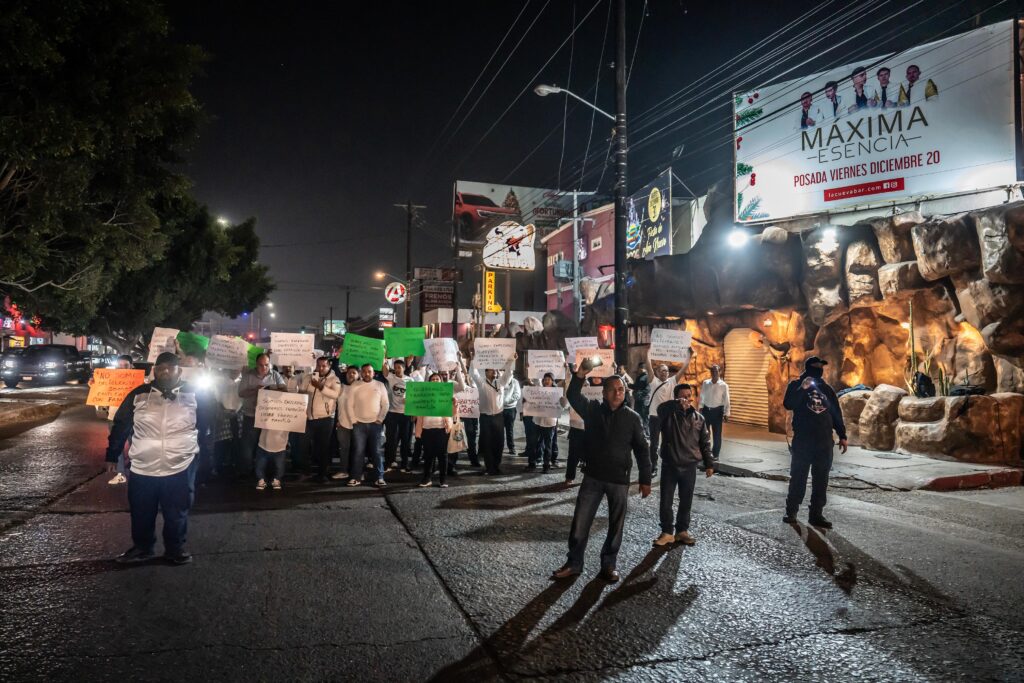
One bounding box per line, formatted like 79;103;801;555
438;482;568;511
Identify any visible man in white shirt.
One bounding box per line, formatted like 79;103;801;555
502;376;522;455
237;353;287;479
469;354;517;475
646;349;689;473
347;363;390;487
383;359;414;472
698;364;731;461
299;356;341;482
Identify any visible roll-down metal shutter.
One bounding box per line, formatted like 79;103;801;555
723;328;769;428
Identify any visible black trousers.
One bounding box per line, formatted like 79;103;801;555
463;418;479;466
700;406;725;459
566;427;585;481
384;412;413;468
307;417;335;478
785;438;834;517
647;415;662;470
128;458;197;554
567;475;629;571
502;407;518;452
420;428;448;485
659;461;698;534
480;413;505;474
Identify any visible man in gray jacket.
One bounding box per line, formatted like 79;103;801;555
653;383;713;547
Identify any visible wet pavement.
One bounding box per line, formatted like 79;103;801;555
0;408;1022;681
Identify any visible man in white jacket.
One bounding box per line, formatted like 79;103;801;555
331;366;359;481
299;356;341;482
346;363;390;487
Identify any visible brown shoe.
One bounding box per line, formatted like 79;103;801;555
653;533;675;547
599;567;620;583
551;564;581;580
675;531;696;546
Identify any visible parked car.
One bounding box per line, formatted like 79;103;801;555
453;192;519;241
1;344;90;388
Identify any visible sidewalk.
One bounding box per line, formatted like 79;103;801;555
715;423;1022;491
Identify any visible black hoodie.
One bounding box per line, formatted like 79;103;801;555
783;372;847;445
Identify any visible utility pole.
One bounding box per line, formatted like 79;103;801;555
452;212;460;342
345;289;351;323
328;305;333;336
613;0;629;367
395;201;426;327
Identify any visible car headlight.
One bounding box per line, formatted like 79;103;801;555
2;360;15;368
43;361;60;369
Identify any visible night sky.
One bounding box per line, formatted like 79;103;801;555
168;0;1011;332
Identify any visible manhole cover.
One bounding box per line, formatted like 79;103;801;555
727;457;764;464
874;453;911;460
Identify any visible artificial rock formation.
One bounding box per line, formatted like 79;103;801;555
838;389;872;446
896;393;1024;465
912;213;981;281
858;384;908;451
870;211;922;263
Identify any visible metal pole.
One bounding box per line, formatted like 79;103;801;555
613;0;629;367
504;271;511;333
329;306;333;336
345;288;351;322
452;213;460;342
405;200;412;327
571;190;581;332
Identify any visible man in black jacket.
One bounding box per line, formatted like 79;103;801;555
783;356;848;528
552;357;651;583
653;383;714;547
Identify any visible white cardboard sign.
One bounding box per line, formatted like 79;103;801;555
254;389;309;434
527;350;566;380
271;332;315;369
147;327;180;363
473;338;516;370
574;349;614;378
423;337;460;372
206;335;248;370
522;386;564;418
648;328;693;363
454;386;480;419
564;337;598;361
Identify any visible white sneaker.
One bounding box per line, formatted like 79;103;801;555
108;473;127;485
347;479;362;487
256;479;267;490
375;479;387;488
330;471;348;480
439;483;449;488
417;481;431;488
271;479;282;490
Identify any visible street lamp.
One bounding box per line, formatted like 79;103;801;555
216;216;230;227
534;84;614;122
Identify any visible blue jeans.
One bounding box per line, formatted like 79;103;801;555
351;422;384;481
255;447;286;482
127;457;198;555
566;475;629;571
535;425;555;466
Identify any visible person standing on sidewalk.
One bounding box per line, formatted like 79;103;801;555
469;353;516;475
347;363;390;488
553;358;651;583
107;352;215;565
299;356;341;482
783;356;848;528
646;351;689;474
528;372;565;473
698;364;730;461
653;384;714;547
237;354;286;479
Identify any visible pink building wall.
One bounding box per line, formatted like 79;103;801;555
543;204;615;317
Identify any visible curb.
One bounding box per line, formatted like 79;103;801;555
921;469;1024;491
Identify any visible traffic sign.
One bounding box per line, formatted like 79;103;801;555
384;282;407;304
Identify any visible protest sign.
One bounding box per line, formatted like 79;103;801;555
473;338;516;370
454;386;480;419
423;337;460;371
176;331;210;357
206;335;248;369
270;332;315;369
86;369;146;408
648;328;693;363
340;333;386;370
564;336;598;361
147;327;180;363
384;327;426;357
246;343;265;369
569;385;604;429
574;349;614;378
254;389;309;433
522;386;564;418
405;381;454;417
527;350;565;380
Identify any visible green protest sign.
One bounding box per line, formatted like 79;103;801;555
247;343;266;369
340;333;386;370
384;327;426;357
176;331;210;356
405;381;454;417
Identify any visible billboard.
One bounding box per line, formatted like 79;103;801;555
419;283;454;314
453;181;574;243
734;21;1016;223
323;320;347;336
626;168;672;260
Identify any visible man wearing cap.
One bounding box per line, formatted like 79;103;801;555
106;352;216;564
782;356;848;529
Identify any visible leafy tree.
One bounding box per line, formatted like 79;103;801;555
43;195;275;354
0;0;204;315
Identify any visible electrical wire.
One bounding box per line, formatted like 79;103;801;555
558;0;577;189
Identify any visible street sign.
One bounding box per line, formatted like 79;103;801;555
420;283;454;314
484;270;501;313
378;307;396;329
384;282;407;304
413;267;462;282
458;250;474;258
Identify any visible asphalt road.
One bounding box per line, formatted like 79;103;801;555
0;405;1022;681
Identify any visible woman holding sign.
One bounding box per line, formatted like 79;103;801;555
414;373;454;488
